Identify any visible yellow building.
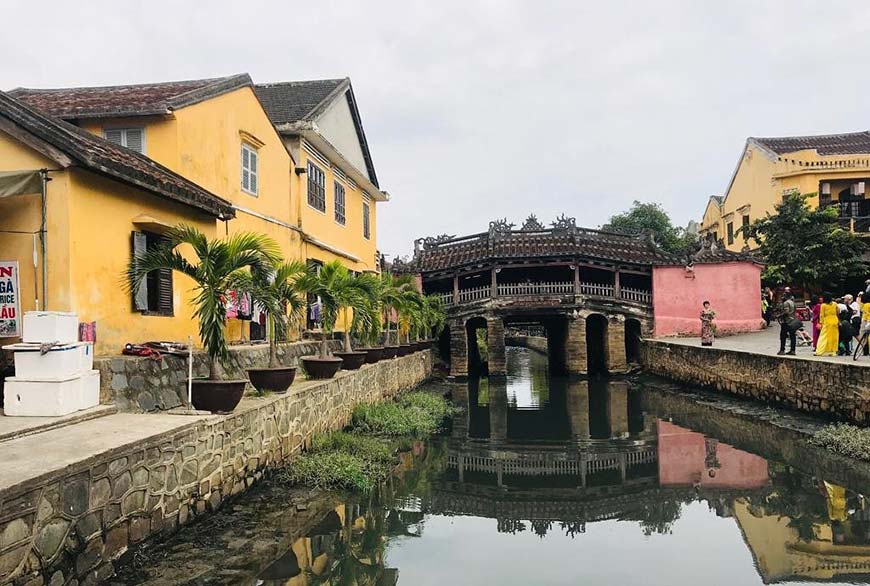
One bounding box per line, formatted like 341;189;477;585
0;91;232;354
700;132;870;251
1;74;390;352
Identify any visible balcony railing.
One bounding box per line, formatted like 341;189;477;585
436;281;651;307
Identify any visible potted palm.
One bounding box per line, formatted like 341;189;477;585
230;259;308;393
378;274;414;359
420;294;447;350
396;289;423;356
353;293;384;364
297;261;377;377
127;225;280;412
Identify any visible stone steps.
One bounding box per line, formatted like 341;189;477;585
0;404;118;444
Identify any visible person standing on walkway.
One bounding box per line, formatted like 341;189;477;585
811;295;823;349
763;287;775;327
815;294;840;356
700;301;716;347
777;292;798;355
861;296;870;356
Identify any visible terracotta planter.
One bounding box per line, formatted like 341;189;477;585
382;346;399;359
247;367;296;393
333;351;367;370
398;344;412;357
301;356;343;379
191;379;247;413
360;347;384;364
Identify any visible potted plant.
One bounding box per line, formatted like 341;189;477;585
396;288;423;356
378;273;414;358
414;294;446;351
297;261;378;377
127;225;280;412
230;259;308;393
353;291;384;364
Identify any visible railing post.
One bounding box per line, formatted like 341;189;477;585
452;274;459;305
491;266;498;299
574;264;580;295
613;269;621;299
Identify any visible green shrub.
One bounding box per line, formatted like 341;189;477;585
809;424;870;461
277;451;387;492
351;393;456;437
311;432;396;464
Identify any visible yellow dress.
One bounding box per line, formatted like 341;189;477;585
815;302;839;356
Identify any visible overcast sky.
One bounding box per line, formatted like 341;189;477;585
3;1;870;259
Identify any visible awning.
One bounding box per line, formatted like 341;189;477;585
0;170;41;198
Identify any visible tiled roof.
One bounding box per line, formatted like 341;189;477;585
9;74;251;119
751;131;870;156
0;91;234;218
253;79;347;125
413;228;678;273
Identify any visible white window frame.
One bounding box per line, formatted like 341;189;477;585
307;162;327;214
103;127;146;154
362;201;371;240
241;143;259;196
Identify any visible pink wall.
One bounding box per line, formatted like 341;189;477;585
657;421;769;489
653;262;763;337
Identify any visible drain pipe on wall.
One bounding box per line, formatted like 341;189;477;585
39;169;50;310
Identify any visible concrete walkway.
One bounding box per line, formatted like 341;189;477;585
658;324;870;367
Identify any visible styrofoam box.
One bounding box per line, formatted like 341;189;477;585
81;370;100;409
3;376;82;417
2;342;94;380
23;311;79;344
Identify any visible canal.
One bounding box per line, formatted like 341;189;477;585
118;347;870;585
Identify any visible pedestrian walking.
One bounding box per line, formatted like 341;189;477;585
815;294;839;357
838;308;855;356
811;295;823;349
700;301;716;347
763;287;775;327
778;291;798;356
851;293;863;335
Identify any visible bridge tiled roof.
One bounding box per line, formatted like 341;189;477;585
410;226;679;273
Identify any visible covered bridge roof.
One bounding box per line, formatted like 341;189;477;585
403;216;679;275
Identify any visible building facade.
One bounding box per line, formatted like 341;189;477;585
1;74;388;353
700;132;870;252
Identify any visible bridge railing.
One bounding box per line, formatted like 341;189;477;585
438;281;651;307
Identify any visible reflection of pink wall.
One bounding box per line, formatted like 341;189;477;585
653;262;763;337
657;421;769;489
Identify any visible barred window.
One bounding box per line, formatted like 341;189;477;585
363;202;371;240
334;181;346;225
307;162;326;212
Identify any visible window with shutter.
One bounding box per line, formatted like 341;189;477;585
363;202;371;240
130;230;174;316
104;128;145;153
334;181;346;225
307;162;326;212
241;144;258;196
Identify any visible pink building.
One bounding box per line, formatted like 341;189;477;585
652;244;763;337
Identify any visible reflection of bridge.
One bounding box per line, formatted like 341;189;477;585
396;215;676;377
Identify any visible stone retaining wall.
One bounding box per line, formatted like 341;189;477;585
0;351;432;586
505;336;548;354
640;340;870;423
95;340;341;412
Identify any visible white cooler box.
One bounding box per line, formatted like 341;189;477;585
81;370;100;409
3;376;83;417
2;342;93;380
22;311;79;344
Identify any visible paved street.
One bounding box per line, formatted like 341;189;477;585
658;323;870;367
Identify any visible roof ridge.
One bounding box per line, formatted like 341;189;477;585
751;129;870;142
9;74;242;94
254;78;348;89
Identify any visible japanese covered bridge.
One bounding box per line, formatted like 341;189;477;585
395;214;679;377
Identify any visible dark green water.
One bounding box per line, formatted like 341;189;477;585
121;347;870;586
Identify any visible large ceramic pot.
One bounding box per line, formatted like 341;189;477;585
361;347;384;364
333;351;367;370
397;344;412;357
382;346;399;359
191;379;247;413
247;367;296;393
301;356;343;379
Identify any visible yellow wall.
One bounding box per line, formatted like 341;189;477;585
701;143;870;251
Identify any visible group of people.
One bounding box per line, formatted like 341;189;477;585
810;291;870;357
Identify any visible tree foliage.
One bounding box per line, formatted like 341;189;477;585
744;193;866;292
606;200;696;254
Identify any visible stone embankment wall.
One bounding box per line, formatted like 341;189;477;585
505;336;548;354
641;341;870;423
94;340;341;412
0;351;432;586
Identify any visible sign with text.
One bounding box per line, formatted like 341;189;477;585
0;261;21;337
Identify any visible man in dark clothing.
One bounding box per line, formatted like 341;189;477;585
777;292;797;355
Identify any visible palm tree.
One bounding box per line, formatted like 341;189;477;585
395;289;424;346
227;259;308;368
127;225;280;380
377;273;415;347
296;261;378;358
419;294;447;341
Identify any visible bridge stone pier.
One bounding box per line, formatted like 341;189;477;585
398;214;666;377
